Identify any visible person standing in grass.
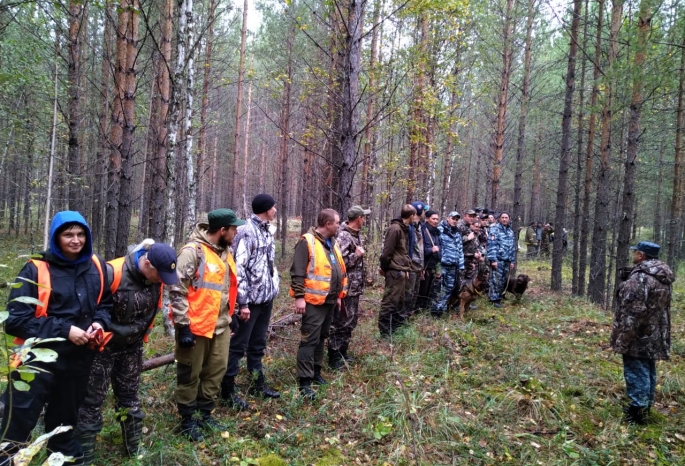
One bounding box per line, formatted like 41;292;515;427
290;209;348;400
74;240;178;464
221;194;281;409
328;205;370;370
431;211;465;318
611;241;674;425
170;208;244;441
486;212;516;308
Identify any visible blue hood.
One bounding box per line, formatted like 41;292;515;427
49;211;93;264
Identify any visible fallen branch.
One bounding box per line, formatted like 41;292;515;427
142;353;175;372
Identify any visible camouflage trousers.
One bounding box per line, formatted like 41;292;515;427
488;262;510;303
463;256;478;281
76;343;145;433
433;265;460;315
328;295;360;352
623;355;657;408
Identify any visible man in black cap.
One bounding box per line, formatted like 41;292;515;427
221;194;281;409
611;241;674;425
170;208;245;441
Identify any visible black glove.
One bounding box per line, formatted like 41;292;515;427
176;325;196;348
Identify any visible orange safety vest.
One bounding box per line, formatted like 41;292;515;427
170;242;237;338
108;256;163;343
13;255;105;345
289;233;348;305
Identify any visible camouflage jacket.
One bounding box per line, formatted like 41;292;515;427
486;222;516;264
611;259;674;360
408;222;424;272
337;222;366;297
169;224;232;334
461;226;481;257
525;226;537;245
438;220;464;270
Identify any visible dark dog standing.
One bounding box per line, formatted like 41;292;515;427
504;274;530;300
448;268;489;320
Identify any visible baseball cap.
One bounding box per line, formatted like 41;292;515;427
631;241;660;258
208;208;246;229
411;201;428;216
465;209;476;215
146;243;179;285
448;211;461;218
348;205;371;220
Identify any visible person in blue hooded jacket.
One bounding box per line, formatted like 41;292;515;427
0;211;112;465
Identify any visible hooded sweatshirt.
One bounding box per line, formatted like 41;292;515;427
611;259;675;360
5;211;112;341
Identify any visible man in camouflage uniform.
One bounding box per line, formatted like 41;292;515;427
540;223;554;258
524;222;538;258
402;201;426;321
328;205;370;370
432;211;465;317
458;210;480;281
486;212;516;308
611;241;674;425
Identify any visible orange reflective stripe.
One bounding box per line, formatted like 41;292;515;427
289;234;348;305
107;257;125;293
91;255;104;305
184;242;227;338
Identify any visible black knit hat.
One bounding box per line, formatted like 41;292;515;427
252;194;276;214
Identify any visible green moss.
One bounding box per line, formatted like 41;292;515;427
315;448;343;466
258;454;288;466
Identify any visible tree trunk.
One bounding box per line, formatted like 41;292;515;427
614;0;652;284
407;15;427;203
491;0;515;208
361;0;381;208
242;58;253;217
551;0;582;291
278;22;295;258
654;142;664;243
66;0;84;214
231;0;249;209
589;0;623;305
183;0;197;234
44;40;60;250
579;0;604;297
572;0;589;295
198;0;216;215
668;30;685;267
513;0;536;263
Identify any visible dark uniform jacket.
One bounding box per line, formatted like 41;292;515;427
421;222;441;269
611;259;674;360
380;219;412;272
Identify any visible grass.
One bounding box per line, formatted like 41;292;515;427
0;231;684;465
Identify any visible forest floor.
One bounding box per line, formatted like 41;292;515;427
1;232;684;465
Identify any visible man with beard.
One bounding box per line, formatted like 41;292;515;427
417;210;441;311
290;209;348;400
611;242;674;425
170;208;244;441
328;205;370;370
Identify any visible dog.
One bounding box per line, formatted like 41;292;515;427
505;273;530;300
447;267;489;320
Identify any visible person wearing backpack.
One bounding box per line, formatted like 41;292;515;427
74;239;178;463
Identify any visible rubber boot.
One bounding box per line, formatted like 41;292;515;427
312;365;327;385
299;377;316;400
120;416;144;457
623;405;648;425
328;349;344;371
180;416;204;442
340;343;355;363
250;371;281;399
221;375;249;410
200;411;227;431
73;431;97;465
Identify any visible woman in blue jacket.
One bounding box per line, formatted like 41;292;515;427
0;211;112;464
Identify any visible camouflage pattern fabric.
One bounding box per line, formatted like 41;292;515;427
337;223;366;297
486;222;516;264
623;355;657;408
329;295;360;352
488;262;509;303
611;259;674;360
433;265;459;315
77;344;145;431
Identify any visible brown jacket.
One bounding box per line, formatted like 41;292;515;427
379;219;411;272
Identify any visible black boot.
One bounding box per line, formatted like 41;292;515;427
119;416;144;457
340;343;355;363
328;349;345;371
250;371;281;399
221;375;249;410
299;377;316;400
199;411;227;431
180;416;204;442
312;366;328;385
73;430;97;465
623;405;648;425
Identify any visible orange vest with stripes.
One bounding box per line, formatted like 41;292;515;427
108;256;163;343
172;242;237;338
14;255;105;345
289;233;348;305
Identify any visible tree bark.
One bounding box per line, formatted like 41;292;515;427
361;0;381;208
668;30;685;267
589;0;623;305
614;0;652;284
491;0;515;208
551;0;582;291
198;0;216;214
231;0;249;209
66;0;85;213
183;0;196;234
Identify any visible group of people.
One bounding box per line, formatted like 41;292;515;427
524;221;569;258
0;195;675;465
